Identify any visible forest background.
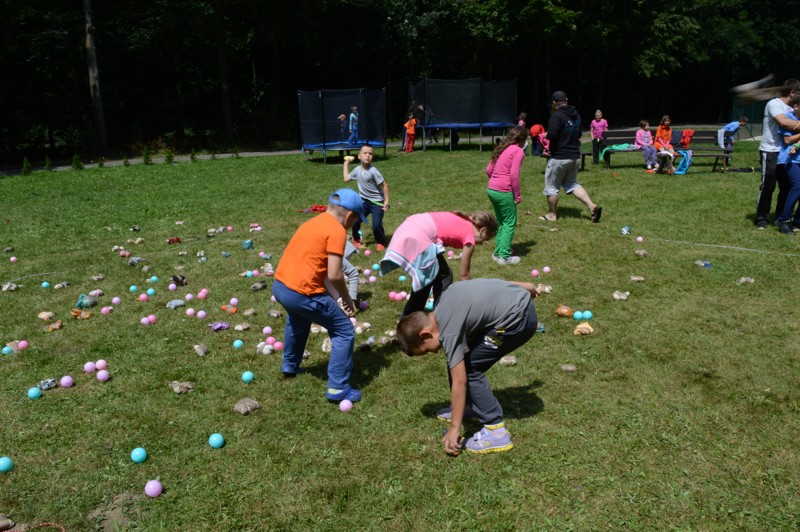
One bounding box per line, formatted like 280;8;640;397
1;0;797;164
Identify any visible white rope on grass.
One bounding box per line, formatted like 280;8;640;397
649;237;800;257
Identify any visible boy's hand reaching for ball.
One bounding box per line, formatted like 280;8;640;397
343;155;355;164
442;427;464;456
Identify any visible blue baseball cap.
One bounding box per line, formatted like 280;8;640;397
329;188;368;223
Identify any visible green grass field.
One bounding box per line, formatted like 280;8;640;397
1;141;799;530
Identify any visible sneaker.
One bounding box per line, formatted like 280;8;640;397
646;165;652;170
376;243;386;251
325;385;362;403
756;223;768;230
776;221;796;235
492;255;521;265
464;424;514;454
436;405;478;422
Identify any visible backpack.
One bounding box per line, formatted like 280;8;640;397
674;149;693;175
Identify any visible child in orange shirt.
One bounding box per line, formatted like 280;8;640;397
654;115;676;174
404;113;417;152
272;188;368;404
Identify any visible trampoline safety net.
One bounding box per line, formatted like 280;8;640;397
297;88;386;150
408;78;517;127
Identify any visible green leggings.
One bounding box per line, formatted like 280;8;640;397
487;188;517;259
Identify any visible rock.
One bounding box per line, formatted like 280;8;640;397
196;250;205;258
256;342;274;355
302;349;311;359
128;257;145;266
574;322;594;336
165;299;185;309
630;275;645;282
736;277;755;284
89;289;104;297
135;237;144;245
556;304;573;317
321;337;332;353
499;355;517;366
262;263;275;276
169;381;194;394
267;310;284;319
612;290;630;301
5;341;20;353
383;330;396;338
310;324;326;334
193;344;208;357
234;323;250;332
1;282;19;292
54;281;70;289
91;274;105;281
233;398;260;415
561;364;577;372
634;249;648;257
37;311;55;321
376;336;393;345
3;246;13;253
243;308;257;317
141;265;151;273
250;281;267;291
535;284;552;294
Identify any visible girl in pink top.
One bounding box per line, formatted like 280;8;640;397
380;211;497;316
486;126;528;264
635;119;658;171
590;110;609;164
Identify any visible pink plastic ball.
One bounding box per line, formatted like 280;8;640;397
197;292;207;300
144;480;162;497
400;291;408;298
139;294;148;302
258;251;266;258
531;269;540;278
147;314;157;324
339;399;353;412
265;336;275;345
270;295;277;303
84;361;96;373
364;249;372;256
140;317;150;326
200;288;210;295
101;306;111;315
168;283;177;291
197;310;207;319
350;317;357;325
230;298;239;306
262;326;272;335
121;250;130;258
9;256;17;263
186;308;196;317
95;359;108;370
389;291;397;299
112;297;122;305
636;236;644;243
543;266;551;274
368;276;377;283
227;226;233;232
97;370;110;382
185;293;194;301
118;250;126;257
251;270;260;277
273;341;284;351
60;375;74;388
362;269;370;276
17;340;29;351
359;301;369;310
447;250;454;257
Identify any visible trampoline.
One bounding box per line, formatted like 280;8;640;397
408;78;517;150
298;88;387;162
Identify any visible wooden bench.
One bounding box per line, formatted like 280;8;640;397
581;129;734;172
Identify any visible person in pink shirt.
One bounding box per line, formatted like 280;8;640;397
590;110;609;164
635;119;658;171
486;126;528;265
380;211;497;316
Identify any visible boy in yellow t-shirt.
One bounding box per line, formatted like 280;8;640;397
273;188;368;403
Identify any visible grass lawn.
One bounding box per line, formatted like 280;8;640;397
1;141;799;529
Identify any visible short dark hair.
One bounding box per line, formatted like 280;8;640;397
780;79;800;97
396;312;430;355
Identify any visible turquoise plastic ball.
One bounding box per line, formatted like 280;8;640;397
41;281;50;289
584;310;593;320
245;271;253;278
208;433;225;449
0;456;13;473
242;371;254;383
573;311;584;321
372;263;380;271
146;288;156;296
2;346;12;356
131;447;148;463
399;275;407;282
27;387;42;399
129;285;138;293
233;339;244;349
150;276;159;283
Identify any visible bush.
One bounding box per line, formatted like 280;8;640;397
44;156;52;171
190;149;197;162
165;150;174;165
123;154;130;167
72;154;83;171
22;157;32;176
142;147;151;165
98;157;105;168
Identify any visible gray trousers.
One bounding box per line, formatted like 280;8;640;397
453;301;538;425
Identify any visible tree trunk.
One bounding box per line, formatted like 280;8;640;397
214;0;234;146
83;0;108;155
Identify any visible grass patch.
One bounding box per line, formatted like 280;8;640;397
1;142;799;529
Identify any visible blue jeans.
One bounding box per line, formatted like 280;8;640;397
352;199;387;245
272;280;355;390
778;161;800;222
348;127;358;145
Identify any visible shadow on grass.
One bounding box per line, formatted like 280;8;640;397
420;380;545;420
511;239;537;257
550;206;586;221
299;342;400;389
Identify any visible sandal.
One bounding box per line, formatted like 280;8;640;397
538;215;556;222
591;206;603;223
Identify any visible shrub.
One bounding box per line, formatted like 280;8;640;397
123;154;130;167
190;149;197;162
44;156;53;171
72;154;84;171
22;157;32;176
165;150;174;165
98;157;105;168
142;147;151;165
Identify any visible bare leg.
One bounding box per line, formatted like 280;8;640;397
571;186;597;214
544;195;559;220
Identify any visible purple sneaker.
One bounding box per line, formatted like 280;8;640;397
465;425;514;454
325;385;362;403
436;405;478;422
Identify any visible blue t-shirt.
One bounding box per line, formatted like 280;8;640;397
349;112;358;130
778;111;799;165
722;121;741;133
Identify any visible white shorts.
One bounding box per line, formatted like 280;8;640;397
543;158;581;196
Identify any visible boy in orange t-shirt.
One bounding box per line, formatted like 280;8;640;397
404;113;417;152
273;188;368;403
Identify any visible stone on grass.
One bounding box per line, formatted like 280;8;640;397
499;355;517;366
233;398;260;415
169;381;194;394
193;344;209;357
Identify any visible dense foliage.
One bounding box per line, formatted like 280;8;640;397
0;0;796;163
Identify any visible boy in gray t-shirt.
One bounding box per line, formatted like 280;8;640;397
343;145;390;250
396;278;539;456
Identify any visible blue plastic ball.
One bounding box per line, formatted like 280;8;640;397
129;285;138;293
2;346;12;356
146;288;156;296
372;263;380;271
131;447;148;463
242;371;254;383
27;387;42;399
233;339;244;349
0;456;13;473
583;310;593;320
245;271;254;278
573;311;584;321
150;276;159;283
399;275;407;282
208;433;225;449
41;281;50;289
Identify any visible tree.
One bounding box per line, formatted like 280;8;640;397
83;0;109;154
